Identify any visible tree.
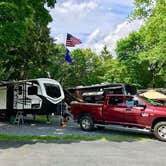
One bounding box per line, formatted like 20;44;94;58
100;45;112;61
116;32;151;88
0;0;56;80
47;44;67;83
135;0;166;87
54;48;103;87
100;58;130;83
115;0;166;88
133;0;155;18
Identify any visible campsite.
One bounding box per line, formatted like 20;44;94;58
0;0;165;165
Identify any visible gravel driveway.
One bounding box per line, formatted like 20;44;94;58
0;116;154;140
0;139;165;166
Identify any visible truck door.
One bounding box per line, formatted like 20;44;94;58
103;96;126;124
124;96;150;127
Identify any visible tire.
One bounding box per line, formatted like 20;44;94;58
80;115;94;131
154;122;166;142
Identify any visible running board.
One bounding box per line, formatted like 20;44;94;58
94;124;151;133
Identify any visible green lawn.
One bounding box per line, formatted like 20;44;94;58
2;115;153;141
0;134;151;141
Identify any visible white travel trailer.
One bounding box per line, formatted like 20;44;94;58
0;78;64;118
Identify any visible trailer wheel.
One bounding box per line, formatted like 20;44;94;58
80;115;94;131
154;122;166;142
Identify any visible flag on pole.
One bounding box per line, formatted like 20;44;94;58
65;48;72;63
66;33;82;47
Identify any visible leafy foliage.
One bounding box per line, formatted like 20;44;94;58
137;0;166;87
133;0;155;18
51;48;103;88
0;0;165;89
99;0;165;88
116;32;150;87
0;0;56;80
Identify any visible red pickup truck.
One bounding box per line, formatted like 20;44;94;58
70;94;166;141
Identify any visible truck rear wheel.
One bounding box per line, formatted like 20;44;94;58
154;122;166;142
80;115;94;131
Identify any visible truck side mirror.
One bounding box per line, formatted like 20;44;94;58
28;86;38;95
134;100;138;106
138;104;146;110
141;104;146;110
133;104;146;111
134;100;146;110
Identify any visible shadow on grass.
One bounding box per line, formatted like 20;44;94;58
0;135;155;150
0;129;155;150
0;117;156;150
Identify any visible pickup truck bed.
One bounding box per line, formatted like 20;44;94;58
71;101;103;122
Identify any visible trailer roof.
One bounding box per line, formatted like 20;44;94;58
67;83;132;90
0;78;59;86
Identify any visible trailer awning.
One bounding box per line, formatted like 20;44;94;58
140;90;166;100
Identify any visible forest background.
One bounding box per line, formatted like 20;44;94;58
0;0;165;89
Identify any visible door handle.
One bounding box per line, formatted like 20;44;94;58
126;108;131;111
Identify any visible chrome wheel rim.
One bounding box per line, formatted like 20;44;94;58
82;119;91;129
158;125;166;139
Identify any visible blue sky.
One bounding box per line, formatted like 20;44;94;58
48;0;143;55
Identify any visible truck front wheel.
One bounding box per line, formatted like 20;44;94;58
154;122;166;142
80;115;94;131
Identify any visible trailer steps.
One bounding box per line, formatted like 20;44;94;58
14;111;24;125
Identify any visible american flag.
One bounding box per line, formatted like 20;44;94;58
66;33;82;47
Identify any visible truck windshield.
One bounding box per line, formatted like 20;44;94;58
140;96;162;106
44;83;61;98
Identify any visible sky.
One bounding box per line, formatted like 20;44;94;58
48;0;143;56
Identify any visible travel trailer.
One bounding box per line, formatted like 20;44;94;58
66;83;137;104
0;78;64;119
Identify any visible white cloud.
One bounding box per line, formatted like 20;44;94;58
47;0;143;56
49;0;97;19
48;0;133;38
86;28;100;44
56;1;97;13
105;19;144;56
48;0;100;38
83;19;144;56
53;33;65;44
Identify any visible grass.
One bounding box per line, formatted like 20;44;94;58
35;115;53;122
1;115;152;141
0;134;150;141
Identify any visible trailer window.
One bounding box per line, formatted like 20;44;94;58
44;83;61;98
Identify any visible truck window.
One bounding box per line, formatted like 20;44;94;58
44;83;61;98
83;95;104;103
126;96;135;106
109;96;123;106
126;96;144;107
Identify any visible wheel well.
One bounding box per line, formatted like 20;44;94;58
151;118;166;130
78;112;92;122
